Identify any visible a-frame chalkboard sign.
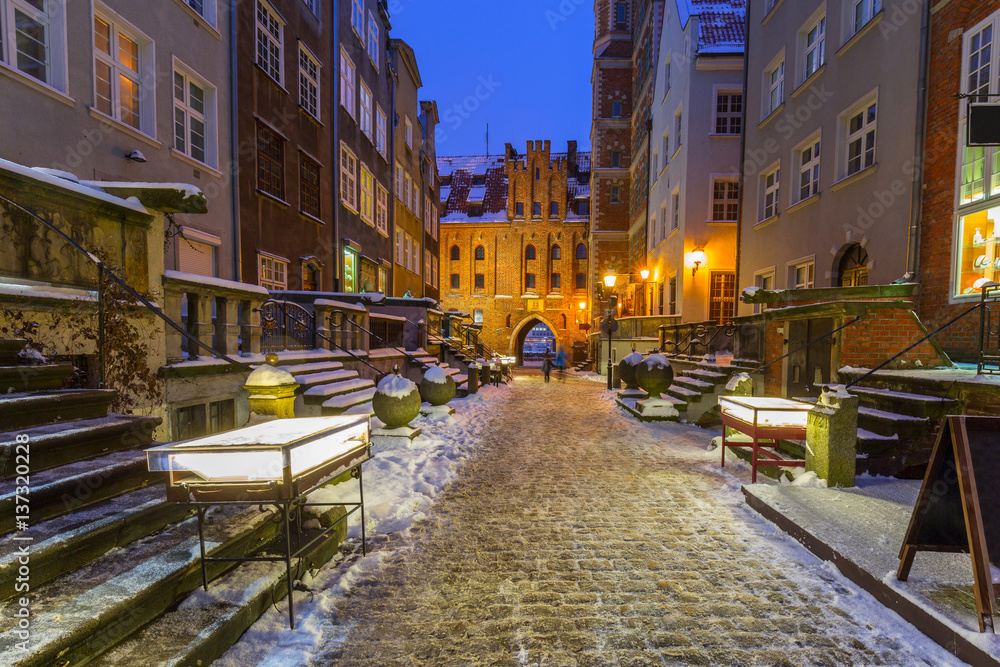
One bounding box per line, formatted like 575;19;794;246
897;416;1000;633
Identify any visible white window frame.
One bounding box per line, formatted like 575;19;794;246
797;135;821;202
359;163;373;225
424;196;432;233
662;131;669;166
788;258;816;290
367;9;379;70
351;0;364;43
425;249;432;285
843;94;877;177
376;183;389;236
395;161;404;201
298;42;320;119
340;142;358;212
753;268;775;314
432;256;439;288
172;59;216;168
93;8;154;136
376;105;387;157
713;88;742;135
851;0;881;36
259;252;288;291
671;189;680;231
958;13;1000;208
395;229;404;265
255;0;283;84
340;47;355;118
1;0;68;93
710;176;739;222
183;0;217;26
404;173;412;211
762;164;780;220
660;202;667;240
360;79;373;139
765;55;785;117
803;15;826;80
405;116;413;149
674;109;682;150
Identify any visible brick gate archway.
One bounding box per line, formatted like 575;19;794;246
509;316;562;366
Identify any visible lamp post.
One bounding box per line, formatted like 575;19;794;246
603;271;618;390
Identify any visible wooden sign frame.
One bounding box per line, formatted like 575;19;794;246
897;416;1000;633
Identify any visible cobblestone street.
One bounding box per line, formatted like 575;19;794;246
317;374;962;666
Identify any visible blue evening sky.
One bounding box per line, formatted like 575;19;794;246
389;0;595;158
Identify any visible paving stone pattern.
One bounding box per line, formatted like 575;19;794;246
319;375;954;666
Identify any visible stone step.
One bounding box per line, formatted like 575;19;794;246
857;428;900;456
303;378;376;402
846;386;961;420
0;487;189;599
666;385;703;403
0;363;74;392
277;361;344;376
341;401;375;416
0;389;117;432
0;413;160;479
294;369;360;391
263;350;338;366
682;369;729;385
0;449;158;534
453;374;468;387
321;387;378;415
857;406;930;439
0;339;26;365
673;376;716;393
0;506;287;667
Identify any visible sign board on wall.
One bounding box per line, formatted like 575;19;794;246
525;299;544;312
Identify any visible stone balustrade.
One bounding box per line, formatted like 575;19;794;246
314;299;369;353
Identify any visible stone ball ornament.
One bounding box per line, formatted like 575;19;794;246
618;350;645;390
372;367;421;429
635;353;674;397
420;365;456;406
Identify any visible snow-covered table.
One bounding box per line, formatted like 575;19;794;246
720;396;811;483
145;416;372;628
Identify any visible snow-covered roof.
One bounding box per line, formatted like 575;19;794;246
0;158;150;216
677;0;745;54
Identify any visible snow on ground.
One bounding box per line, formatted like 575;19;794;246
214;382;513;667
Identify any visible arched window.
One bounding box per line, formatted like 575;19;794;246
450;245;460;261
505;314;511;327
576;243;587;259
525;245;536;260
561;314;567;329
475;245;485;260
551;245;562;260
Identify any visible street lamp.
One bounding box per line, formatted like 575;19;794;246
687;247;708;277
603;272;618;390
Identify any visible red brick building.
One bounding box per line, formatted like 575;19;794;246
437;141;592;362
919;0;1000;361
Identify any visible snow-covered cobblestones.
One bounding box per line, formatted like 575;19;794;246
222;374;964;666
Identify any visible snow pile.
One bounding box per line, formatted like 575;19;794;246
788;470;829;488
245;364;295;387
643;353;670;370
376;373;417;398
638;400;679;419
819;384;853;407
725;372;751;392
422;366;450;384
17;346;47;365
622;351;645;366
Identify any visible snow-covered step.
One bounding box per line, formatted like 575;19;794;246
846;386;960;419
321;387;378;415
0;388;118;431
673;376;715;393
293;369;359;389
415;356;438;365
0;361;73;392
857;406;928;439
666;384;703;403
303;377;375;400
682;369;728;385
857;428;900;455
258;350;338;366
453;374;468;387
278;361;344;376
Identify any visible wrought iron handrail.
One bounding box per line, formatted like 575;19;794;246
846;305;981;389
279;308;386;380
260;299;316;353
662;322;735;357
455;322;502;360
755;317;862;377
0;193;250;386
330;309;432;372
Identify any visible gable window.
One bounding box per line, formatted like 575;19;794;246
450;245;460;261
351;0;364;41
799;139;821;201
360;80;373;138
298;43;320;119
93;13;149;133
525;245;536;261
763;166;780;219
360;164;373;225
256;122;284;199
550;273;561;291
852;0;881;35
340;48;355;117
376;183;388;235
299;154;320;219
474;245;485;261
804;17;825;79
846;100;877;176
611;150;621;168
715;92;742;135
340;143;358;211
766;59;784;115
610;185;621;204
551;245;562;260
367;10;379;69
376;105;387;156
255;0;282;83
259;253;287;291
711;179;739;222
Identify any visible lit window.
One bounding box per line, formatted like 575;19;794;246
256;1;282;83
259;253;287;290
256;122;284;199
763;167;780;219
791;261;815;289
340;48;355;117
360;164;373;224
798;140;821;201
715;92;742;135
340;143;358;211
846;101;877;176
709;272;735;324
93;14;147;132
299;44;320;119
300;154;320;219
343;248;358;293
474;309;483;323
712;179;739;221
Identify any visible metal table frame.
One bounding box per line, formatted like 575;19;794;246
721;403;807;484
182;455;371;629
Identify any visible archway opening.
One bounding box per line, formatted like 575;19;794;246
837;243;869;287
516;319;557;366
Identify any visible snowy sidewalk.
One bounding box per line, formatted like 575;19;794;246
222;374;966;666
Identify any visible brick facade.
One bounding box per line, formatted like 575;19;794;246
438;141;592;360
918;0;1000;360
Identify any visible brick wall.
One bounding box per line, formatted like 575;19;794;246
919;0;1000;360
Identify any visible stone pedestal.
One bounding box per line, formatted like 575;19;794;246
467;365;478;394
244;365;298;419
806;387;858;487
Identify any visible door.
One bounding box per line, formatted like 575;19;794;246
785;318;835;398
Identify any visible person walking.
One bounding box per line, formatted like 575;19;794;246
542;350;552;383
555;346;568;382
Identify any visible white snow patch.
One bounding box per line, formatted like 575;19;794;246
725;372;751;392
376;373;417;398
422;366;451;384
622;351;645;366
788;470;829;488
245;364;296;387
643;353;670;371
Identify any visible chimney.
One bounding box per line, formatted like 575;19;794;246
567;140;578;177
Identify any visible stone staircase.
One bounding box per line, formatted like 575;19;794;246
663;358;743;424
277;352;377;417
0;339;352;666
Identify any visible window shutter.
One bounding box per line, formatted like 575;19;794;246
178;239;216;277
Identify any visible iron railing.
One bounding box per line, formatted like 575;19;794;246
978;285;1000;374
330;309;431;371
260;300;316;353
280;307;385;380
661;323;736;356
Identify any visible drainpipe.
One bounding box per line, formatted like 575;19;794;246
389;51;397;297
734;3;750;297
644;114;653;316
332;4;340;291
229;0;241;282
906;0;931;281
